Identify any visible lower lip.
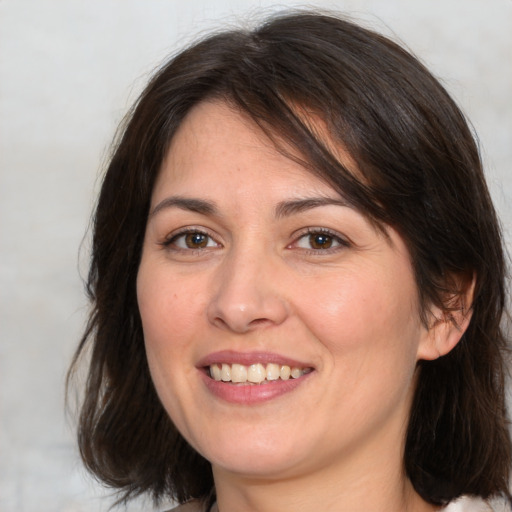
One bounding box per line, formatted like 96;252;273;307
200;370;314;404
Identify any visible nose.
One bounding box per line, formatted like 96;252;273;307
207;250;289;333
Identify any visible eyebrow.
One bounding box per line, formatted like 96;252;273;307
274;197;351;218
149;196;218;218
149;195;351;219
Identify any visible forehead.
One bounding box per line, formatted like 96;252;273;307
164;100;283;174
152;99;356;205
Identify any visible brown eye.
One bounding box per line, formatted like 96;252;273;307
185;232;209;248
166;230;218;250
293;229;347;252
308;233;333;250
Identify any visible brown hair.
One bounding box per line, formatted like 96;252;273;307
69;10;511;508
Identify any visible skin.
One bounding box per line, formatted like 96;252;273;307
137;100;468;512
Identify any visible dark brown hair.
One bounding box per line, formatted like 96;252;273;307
69;10;511;508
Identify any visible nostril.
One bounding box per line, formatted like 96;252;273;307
248;318;271;327
211;316;230;330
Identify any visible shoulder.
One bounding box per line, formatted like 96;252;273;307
165;500;206;512
443;496;511;512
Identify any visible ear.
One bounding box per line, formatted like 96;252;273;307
417;273;476;361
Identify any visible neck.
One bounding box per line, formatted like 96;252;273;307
211;429;439;512
213;467;438;512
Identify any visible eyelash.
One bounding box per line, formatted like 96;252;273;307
161;227;350;254
292;228;350;254
162;228;220;252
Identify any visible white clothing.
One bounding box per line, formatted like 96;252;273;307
444;496;509;512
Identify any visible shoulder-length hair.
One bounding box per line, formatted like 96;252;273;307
68;10;511;508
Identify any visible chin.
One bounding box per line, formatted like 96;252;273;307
199;430;315;479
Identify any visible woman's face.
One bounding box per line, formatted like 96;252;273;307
137;100;435;482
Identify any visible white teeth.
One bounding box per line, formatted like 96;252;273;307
280;365;291;380
211;364;222;381
290;367;302;379
247;363;266;383
221;363;231;382
266;363;280;381
231;363;247;383
209;362;310;383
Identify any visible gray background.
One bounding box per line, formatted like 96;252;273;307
1;1;511;511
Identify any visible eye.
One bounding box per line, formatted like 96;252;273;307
165;229;219;250
294;229;348;251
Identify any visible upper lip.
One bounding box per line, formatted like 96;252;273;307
197;350;313;369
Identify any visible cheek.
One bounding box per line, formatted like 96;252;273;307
137;264;213;417
295;267;422;370
137;265;205;353
136;266;205;423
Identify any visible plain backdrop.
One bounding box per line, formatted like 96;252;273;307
1;1;511;511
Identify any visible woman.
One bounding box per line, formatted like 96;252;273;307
69;11;511;512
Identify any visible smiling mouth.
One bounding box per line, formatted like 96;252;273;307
208;363;313;384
